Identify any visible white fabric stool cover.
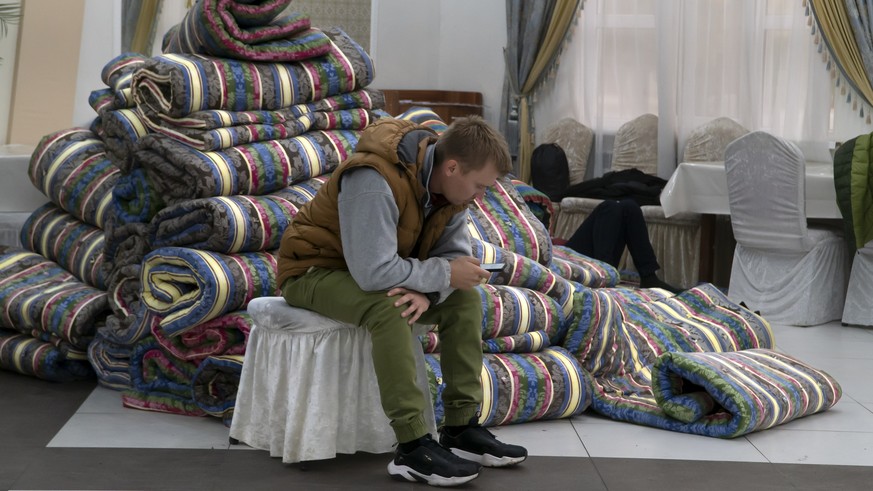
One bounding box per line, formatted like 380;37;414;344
725;131;849;326
843;243;873;327
230;296;436;463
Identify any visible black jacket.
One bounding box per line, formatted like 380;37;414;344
560;168;667;206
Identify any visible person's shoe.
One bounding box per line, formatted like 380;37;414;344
439;422;528;467
639;273;684;294
387;434;481;486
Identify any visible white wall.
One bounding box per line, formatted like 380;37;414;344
369;0;507;124
73;0;122;128
0;1;21;145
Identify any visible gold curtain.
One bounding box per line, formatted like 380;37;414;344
810;0;873;107
516;0;579;183
129;0;162;55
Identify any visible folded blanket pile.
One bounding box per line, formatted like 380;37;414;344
28;128;119;229
190;354;245;425
161;0;331;62
0;250;110;377
76;10;383;401
149;175;328;253
131;128;359;207
134;27;374;120
145;105;378;152
652;348;841;438
564;283;839;437
20;204;108;290
89;53;148;117
122;336;206;416
1;330;93;382
140;247;276;337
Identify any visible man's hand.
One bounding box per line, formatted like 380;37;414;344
387;287;431;325
449;256;490;290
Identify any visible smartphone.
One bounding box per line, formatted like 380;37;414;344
481;262;505;272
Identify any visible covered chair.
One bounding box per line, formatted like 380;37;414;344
553;114;701;288
682;117;749;163
842;243;873;326
541;117;594;186
832;134;873;327
724;131;849;326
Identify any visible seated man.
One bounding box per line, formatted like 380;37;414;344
564;199;683;293
276;116;527;486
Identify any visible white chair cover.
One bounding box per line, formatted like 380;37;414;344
725;131;849;326
842;242;873;327
682;117;749;163
229;297;436;463
542;118;594;186
611;113;659;175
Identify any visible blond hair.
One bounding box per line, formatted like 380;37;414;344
434;115;513;175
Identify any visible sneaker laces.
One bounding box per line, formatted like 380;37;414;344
466;423;497;439
403;433;450;454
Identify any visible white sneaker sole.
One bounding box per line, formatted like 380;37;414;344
387;461;479;487
449;447;527;467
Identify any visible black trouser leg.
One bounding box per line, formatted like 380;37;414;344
565;200;626;268
615;199;660;277
565;199;661;276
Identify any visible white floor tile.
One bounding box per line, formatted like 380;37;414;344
772;325;873;362
571;417;768;463
488;419;589;457
48;410;232;449
771;399;873;433
74;386;129;414
571;411;619;425
795;357;873;403
747;429;873;466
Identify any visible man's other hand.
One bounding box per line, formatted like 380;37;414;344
387;287;430;325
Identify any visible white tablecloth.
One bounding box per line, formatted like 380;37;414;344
660;161;840;219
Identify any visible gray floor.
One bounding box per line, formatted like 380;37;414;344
3;321;873;490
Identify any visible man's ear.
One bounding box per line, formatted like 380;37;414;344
445;159;458;175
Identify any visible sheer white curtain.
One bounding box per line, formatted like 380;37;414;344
533;0;873;179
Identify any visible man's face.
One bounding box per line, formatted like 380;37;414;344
440;159;501;206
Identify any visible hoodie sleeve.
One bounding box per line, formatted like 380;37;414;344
338;168;455;297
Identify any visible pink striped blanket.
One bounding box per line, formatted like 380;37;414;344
162;0;331;62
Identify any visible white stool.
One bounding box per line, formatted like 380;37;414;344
229;296;436;463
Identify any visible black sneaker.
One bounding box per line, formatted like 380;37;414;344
387;434;481;487
439;424;528;467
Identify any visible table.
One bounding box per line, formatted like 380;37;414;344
659;161;841;284
660;161;841;219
